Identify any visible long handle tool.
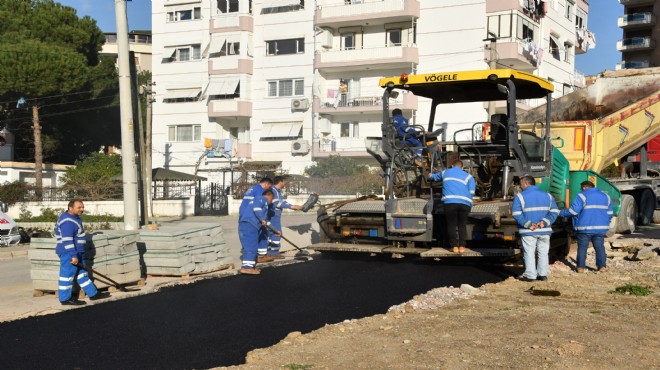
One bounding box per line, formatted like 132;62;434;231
266;225;311;258
75;263;136;292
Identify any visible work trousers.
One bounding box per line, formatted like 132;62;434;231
521;234;550;279
268;214;282;255
444;203;471;248
576;233;607;269
58;254;98;302
238;222;268;269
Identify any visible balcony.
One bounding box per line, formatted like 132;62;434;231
315;45;418;72
210;14;254;33
486;38;538;71
208;99;252;117
315;0;420;28
616;60;650;70
209;56;253;75
312;138;372;158
314;93;417;115
618;13;656;28
236;143;252;159
618;0;655;5
617;37;655;51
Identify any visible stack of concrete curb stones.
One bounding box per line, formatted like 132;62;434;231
27;230;142;294
138;223;230;276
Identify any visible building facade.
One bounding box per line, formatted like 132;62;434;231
151;0;591;180
102;30;153;72
617;0;659;70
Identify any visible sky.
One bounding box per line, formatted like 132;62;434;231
56;0;624;76
56;0;153;32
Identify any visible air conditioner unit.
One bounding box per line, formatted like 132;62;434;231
291;139;310;155
291;98;310;111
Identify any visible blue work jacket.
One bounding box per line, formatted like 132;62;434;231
559;187;613;235
512;185;559;236
55;212;86;258
430;167;476;207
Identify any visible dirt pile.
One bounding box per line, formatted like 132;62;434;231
229;243;660;370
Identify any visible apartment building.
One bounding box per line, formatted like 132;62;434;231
102;30;153;72
151;0;591;180
617;0;659;70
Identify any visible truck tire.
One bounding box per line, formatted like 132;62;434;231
636;190;654;226
653;210;660;224
616;194;637;234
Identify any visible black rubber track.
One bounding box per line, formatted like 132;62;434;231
0;259;513;369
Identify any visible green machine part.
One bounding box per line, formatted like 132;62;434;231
537;147;571;208
568;170;622;215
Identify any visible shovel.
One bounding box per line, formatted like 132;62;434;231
265;225;312;259
75;263;138;293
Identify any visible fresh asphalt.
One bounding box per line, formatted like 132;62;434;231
0;257;514;369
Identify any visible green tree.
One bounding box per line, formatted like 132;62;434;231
61;152;123;200
0;0;112;196
304;155;370;178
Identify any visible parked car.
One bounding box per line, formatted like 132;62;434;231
0;203;21;246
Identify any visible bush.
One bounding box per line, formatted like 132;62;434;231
609;284;653;296
61;152;123;200
0;181;29;206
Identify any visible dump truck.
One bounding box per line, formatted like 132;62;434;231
519;67;660;234
312;69;623;260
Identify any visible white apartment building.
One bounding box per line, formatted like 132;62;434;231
151;0;591;181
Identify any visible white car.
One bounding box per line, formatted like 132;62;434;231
0;204;21;246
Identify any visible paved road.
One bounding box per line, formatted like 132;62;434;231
0;258;513;369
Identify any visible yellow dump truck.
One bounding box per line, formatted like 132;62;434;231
519;68;660;233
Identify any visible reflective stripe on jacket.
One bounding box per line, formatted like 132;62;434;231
239;196;270;229
512;185;559;236
559;187;613;235
239;184;265;216
430;167;476;207
55;212;86;257
392;114;422;147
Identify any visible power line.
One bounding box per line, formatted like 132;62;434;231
0;87;119;106
1;103;119;124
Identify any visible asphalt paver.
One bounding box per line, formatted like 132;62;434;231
0;258;512;369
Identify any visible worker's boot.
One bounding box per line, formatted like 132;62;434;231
257;255;275;263
89;291;111;301
268;253;286;260
239;267;261;275
458;246;466;253
61;298;86;306
452;247;460;253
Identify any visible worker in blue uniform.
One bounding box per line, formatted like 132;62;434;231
430;160;476;253
55;199;110;305
267;176;302;259
239;177;272;216
560;181;613;273
512;176;560;282
392;108;424;158
238;189;277;275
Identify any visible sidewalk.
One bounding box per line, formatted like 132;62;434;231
0;213;319;322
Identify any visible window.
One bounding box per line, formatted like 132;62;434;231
168;125;201;142
575;14;584;29
518;17;536;41
267;79;304;97
218;0;240;13
211;41;240;57
565;1;574;21
163;44;202;63
230;126;250;142
261;0;304;14
386;29;402;47
341;32;356;50
563;42;573;63
167;7;201;22
266;38;304;56
340;122;359;138
549;37;560;60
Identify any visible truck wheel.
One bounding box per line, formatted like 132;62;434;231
636;190;655;226
616;194;637;234
653;210;660;224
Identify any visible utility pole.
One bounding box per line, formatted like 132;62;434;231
114;0;140;230
485;35;498;120
31;105;43;200
145;84;153;218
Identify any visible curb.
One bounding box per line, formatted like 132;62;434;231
0;249;28;260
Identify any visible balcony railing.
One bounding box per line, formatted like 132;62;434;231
618;12;656;28
617;37;654;51
315;45;418;71
208;99;252;117
314;93;417;114
211;13;254;32
618;0;655;5
313;138;370;158
616;60;650;70
315;0;420;26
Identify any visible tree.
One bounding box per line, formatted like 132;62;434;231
61;152;123;200
0;0;111;197
304;155;370;178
